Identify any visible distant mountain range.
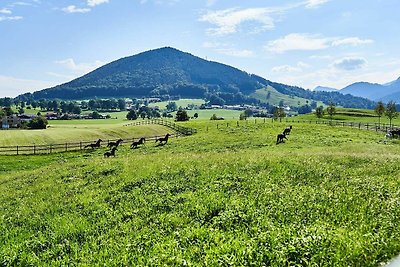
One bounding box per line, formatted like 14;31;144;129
19;47;375;109
315;77;400;102
314;86;338;92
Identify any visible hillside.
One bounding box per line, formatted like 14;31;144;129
19;47;375;109
24;47;265;100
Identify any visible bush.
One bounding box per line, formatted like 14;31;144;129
28;116;48;129
175;110;189;121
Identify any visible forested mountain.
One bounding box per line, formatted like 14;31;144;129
19;47;375;108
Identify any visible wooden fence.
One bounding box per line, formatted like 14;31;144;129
283;119;399;132
0;119;197;156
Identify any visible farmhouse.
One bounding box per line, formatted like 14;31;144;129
1;115;21;129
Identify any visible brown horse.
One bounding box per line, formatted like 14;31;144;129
155;133;171;145
276;133;288;144
104;147;118;157
283;126;292;136
131;137;145;149
107;138;123;148
85;139;102;149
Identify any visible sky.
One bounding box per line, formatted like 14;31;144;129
1;0;400;97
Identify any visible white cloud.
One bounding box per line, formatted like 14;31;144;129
55;58;105;75
216;48;254;58
333;57;367;71
87;0;109;7
0;8;12;14
305;0;330;9
266;34;374;53
332;37;374;46
62;5;91;13
0;75;55;97
266;33;330;53
271;61;310;73
0;16;23;21
199;8;275;35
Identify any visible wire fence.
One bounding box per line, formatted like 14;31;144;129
0;119;197;156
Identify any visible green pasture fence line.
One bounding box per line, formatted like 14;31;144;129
123;119;197;135
282;119;399;133
0;134;179;156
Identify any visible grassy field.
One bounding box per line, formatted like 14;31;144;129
1;118;400;266
298;108;400;125
149;99;206;109
0;119;170;146
251;86;325;107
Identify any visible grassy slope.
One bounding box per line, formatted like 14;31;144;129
1;120;400;266
299;108;400;125
251;86;325;107
0;120;170;146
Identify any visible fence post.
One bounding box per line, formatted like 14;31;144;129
65;143;68;152
80;141;82;150
50;144;53;154
33;145;36;155
16;145;19;156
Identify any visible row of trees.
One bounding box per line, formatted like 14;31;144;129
315;101;398;128
374;101;398;128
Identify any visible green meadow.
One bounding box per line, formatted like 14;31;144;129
1;117;400;266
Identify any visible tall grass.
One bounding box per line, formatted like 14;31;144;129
1;121;399;266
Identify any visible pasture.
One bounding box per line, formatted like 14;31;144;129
0;119;169;147
1;120;400;266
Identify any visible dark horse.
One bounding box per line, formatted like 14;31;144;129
130;137;145;149
155;133;171;145
276;133;288;144
104;147;118;158
283;126;292;136
108;138;123;148
389;129;400;138
84;139;102;149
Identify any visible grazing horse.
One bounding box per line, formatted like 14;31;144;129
283;126;293;136
155;133;171;145
276;133;288;144
130;137;145;149
389;129;400;138
84;139;103;149
107;138;123;148
104;147;118;158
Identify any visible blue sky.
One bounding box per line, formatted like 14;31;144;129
1;0;400;97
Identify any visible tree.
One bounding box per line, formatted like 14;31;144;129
126;110;138;120
118;99;126;111
244;108;253;118
273;107;285;122
28;116;48;129
176;110;189;121
315;106;324;120
166;102;177;112
298;104;312;114
374;101;385;128
385;101;398;129
326;102;336;122
72;105;81;115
